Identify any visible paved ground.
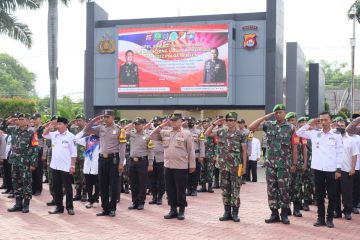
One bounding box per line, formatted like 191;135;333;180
0;168;359;240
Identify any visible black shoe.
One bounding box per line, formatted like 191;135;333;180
67;209;75;215
177;207;185;220
293;204;302;217
302;202;310;211
48;208;64;214
280;209;290;224
156;198;162;205
286;207;292;216
96;211;109;216
164;206;178;219
81;191;87;202
8;194;15;198
207;183;214;193
265;209;281;224
333;212;342;219
313;218;326;227
190;190;197;196
213;182;220;189
186;189;192;196
137;204;144;210
326;219;334;228
124;185;129;194
352;207;359;214
198;184;207;192
2;189;10;194
344;213;352;220
46;199;56;206
22;199;30;213
149;197;157;205
219;205;233;221
232;207;240;222
357;202;360;208
128;203;138;210
109;211;116;217
33;191;41;196
8;198;23;212
73;195;81;201
0;185;6;189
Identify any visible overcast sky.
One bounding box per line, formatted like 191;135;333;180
0;0;357;99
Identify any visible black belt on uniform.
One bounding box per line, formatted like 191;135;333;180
195;150;200;153
130;156;147;162
99;153;118;159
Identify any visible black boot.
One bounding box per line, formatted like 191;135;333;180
265;209;280;223
293;202;302;217
302;201;310;211
281;208;290;224
8;198;23;212
207;183;214;193
124;184;129;194
177;207;185;220
232;207;240;222
164;206;178;219
219;205;233;221
190;189;197;196
198;183;207;192
149;195;157;205
22;199;30;213
81;190;87;202
186;188;192;196
73;189;81;201
156;194;163;205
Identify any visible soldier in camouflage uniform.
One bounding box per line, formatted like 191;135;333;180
301;117;315;211
205;112;247;222
249;104;298;225
69;115;87;202
199;118;215;193
2;113;39;213
285;113;308;217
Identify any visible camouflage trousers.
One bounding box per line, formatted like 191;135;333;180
290;169;303;203
74;158;86;193
12;164;32;200
220;169;242;207
265;166;290;210
199;158;214;184
303;168;315;202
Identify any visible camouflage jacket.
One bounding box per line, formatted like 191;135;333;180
70;126;85;161
263;120;295;168
215;128;247;173
205;135;216;159
7;126;39;167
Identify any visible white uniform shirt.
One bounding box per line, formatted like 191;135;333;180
43;130;77;172
341;134;359;172
249;137;261;161
352;134;360;171
296;124;343;172
75;131;99;175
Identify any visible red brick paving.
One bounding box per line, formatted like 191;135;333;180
0;173;359;240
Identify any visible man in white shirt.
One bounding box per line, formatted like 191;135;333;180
43;117;77;215
350;132;360;213
334;128;358;220
246;134;261;182
296;112;343;228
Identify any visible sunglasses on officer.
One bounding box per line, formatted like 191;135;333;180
225;118;236;122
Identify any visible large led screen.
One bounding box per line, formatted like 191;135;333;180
117;24;229;97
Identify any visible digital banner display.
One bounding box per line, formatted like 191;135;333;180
117;24;229;97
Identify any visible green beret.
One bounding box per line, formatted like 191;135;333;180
225;112;238;120
273;104;286;112
334;116;344;122
120;118;129;123
297;116;308;122
285;112;296;120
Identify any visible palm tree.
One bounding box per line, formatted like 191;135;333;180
0;0;41;48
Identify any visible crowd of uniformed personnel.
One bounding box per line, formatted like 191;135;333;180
0;105;360;227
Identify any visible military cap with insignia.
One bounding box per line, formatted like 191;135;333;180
31;113;41;119
333;116;344;122
12;112;21;118
153;116;162;122
273;104;286;112
103;109;115;116
225;112;238;120
57;117;69;124
75;114;85;120
185;116;196;122
297;116;308;122
202;117;212;123
169;113;182;120
120;118;129;124
133;117;145;125
285;112;297;120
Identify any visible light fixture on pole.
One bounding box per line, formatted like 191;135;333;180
350;6;357;117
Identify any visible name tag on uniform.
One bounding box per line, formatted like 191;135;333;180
176;137;185;148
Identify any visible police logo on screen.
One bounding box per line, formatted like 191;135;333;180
187;32;195;41
97;34;115;54
243;33;257;49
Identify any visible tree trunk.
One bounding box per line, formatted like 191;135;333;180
48;0;58;116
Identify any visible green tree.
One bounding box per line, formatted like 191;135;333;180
0;97;36;117
0;0;41;48
0;53;36;97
